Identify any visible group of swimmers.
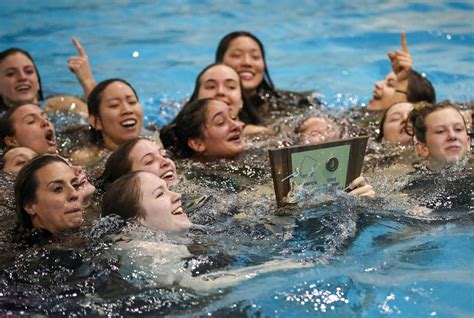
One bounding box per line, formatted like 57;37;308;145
0;31;472;243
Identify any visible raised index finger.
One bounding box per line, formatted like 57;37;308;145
72;37;86;57
401;32;409;53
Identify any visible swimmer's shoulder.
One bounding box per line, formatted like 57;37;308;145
43;95;88;117
69;145;103;166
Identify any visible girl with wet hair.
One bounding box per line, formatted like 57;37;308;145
99;138;178;190
0;40;93;115
376;102;414;145
160;98;244;159
102;171;192;233
0;103;58;155
367;33;436;112
215;31;319;119
407;101;471;170
188;63;270;135
70;78;144;165
15;154;84;234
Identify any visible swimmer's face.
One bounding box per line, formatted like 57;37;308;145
368;72;398;112
189;100;244;158
299;117;340;144
5;104;57;154
197;64;243;119
70;165;96;202
0;52;40;107
417;107;471;168
92;81;143;150
2;147;37;174
222;36;265;95
24;161;84;234
382;102;413;145
129;139;178;186
138;172;192;232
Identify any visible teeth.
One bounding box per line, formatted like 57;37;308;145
172;207;183;215
121;119;136;127
162;171;174;179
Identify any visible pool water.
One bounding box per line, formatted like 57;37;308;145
0;1;473;317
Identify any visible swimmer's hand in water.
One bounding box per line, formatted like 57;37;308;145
68;37;96;99
346;176;375;197
387;32;412;92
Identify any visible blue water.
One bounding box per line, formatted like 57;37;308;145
1;1;473;317
1;0;473;125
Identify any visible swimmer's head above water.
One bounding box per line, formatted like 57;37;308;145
87;78;143;150
160;98;245;159
408;101;471;170
215;31;274;97
0;48;44;110
295;115;342;144
100;138;178;189
15;154;84;234
0;103;57;155
102;171;192;233
376;102;414;145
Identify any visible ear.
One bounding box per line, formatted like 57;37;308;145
88;115;102;130
4;136;19;148
187;138;206;154
24;203;37;216
415;141;430;158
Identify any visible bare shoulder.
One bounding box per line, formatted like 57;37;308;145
44;95;88;117
69;145;102;166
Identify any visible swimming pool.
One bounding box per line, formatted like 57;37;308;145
1;1;473;317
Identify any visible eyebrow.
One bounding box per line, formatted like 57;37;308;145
47;176;79;187
211;111;225;122
140;152;154;162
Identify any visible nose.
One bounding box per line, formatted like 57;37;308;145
158;155;171;168
68;186;81;202
229;117;243;132
40;117;51;128
171;190;181;203
241;54;251;66
121;102;133;114
375;80;384;89
216;84;225;97
447;128;458;140
16;69;28;81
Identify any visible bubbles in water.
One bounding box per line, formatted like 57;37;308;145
132;51;140;58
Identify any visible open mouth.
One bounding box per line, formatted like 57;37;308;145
239;71;254;80
160;170;175;181
121;118;137;128
45;129;56;146
228;133;242;143
171;206;185;216
16;84;31;93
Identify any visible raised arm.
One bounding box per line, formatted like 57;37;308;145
68;37;96;99
387;32;413;103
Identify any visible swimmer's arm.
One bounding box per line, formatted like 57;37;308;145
179;259;311;292
388;32;412;102
68;37;97;101
43;95;88;117
243;124;273;136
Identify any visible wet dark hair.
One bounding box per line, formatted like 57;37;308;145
189;63;263;125
99;138;141;189
102;171;145;221
215;31;275;94
87;78;139;144
160;98;210;158
407;70;436;104
0;48;44;110
15;154;69;232
407;101;466;144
